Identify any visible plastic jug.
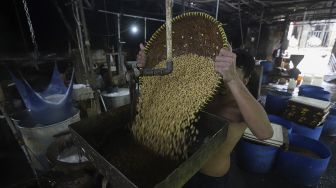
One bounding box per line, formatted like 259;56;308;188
288;78;296;90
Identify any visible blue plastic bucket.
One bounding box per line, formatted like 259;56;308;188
236;139;279;173
330;106;336;115
291;121;323;140
262;75;269;84
298;85;324;96
265;91;292;116
322;115;336;136
260;61;273;74
299;90;331;101
275;134;331;186
299;85;324;91
268;115;292;134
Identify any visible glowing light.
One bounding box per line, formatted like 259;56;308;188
131;25;139;34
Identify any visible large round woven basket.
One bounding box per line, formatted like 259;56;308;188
144;12;229;68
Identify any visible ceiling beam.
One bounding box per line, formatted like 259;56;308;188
223;1;270;23
261;0;334;6
269;12;336;22
173;0;213;14
265;3;336;19
240;0;254;8
266;2;324;9
252;0;267;6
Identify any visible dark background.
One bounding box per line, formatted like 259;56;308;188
0;0;250;60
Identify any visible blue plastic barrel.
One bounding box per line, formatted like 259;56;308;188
299;90;331;101
298;85;323;96
260;60;273;74
275;134;331;186
265;91;292;116
268;114;292;134
299;85;324;91
330;106;336;116
298;85;324;96
322;115;336;136
291;121;323;140
236;139;279;173
262;75;269;84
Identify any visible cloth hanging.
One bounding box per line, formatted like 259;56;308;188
10;64;75;125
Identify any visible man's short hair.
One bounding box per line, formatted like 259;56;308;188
233;49;255;78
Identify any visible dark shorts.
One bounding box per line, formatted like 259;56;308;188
183;172;230;188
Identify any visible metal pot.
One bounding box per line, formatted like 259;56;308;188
46;134;92;175
102;88;130;110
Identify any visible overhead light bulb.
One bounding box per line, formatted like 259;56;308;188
131;25;139;34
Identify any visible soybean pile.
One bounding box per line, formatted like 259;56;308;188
132;54;221;159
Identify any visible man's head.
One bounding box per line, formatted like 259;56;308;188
233;49;255;84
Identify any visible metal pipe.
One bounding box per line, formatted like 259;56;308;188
78;0;90;48
106;53;114;86
117;43;123;75
144;18;147;42
90;9;165;22
166;0;173;61
140;0;173;76
269;0;330;5
215;0;220;20
97;90;108;112
117;14;121;42
140;60;173;76
78;0;94;72
73;1;88;74
117;14;122;75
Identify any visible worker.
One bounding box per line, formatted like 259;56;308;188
288;62;301;80
136;44;273;187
